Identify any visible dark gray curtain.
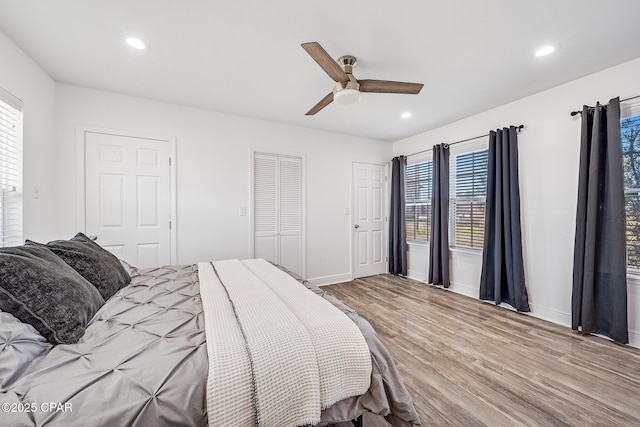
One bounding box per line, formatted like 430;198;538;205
479;126;530;312
429;144;450;287
572;97;628;344
389;156;407;275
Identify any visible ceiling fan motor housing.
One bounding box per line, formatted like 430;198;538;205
334;55;360;95
337;55;357;74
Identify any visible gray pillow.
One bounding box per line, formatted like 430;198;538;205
0;245;105;344
26;233;131;300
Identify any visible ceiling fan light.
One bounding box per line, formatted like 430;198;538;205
334;88;361;106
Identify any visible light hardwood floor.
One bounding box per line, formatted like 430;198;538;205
324;274;640;427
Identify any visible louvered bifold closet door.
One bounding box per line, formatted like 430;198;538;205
254;154;279;264
278;156;302;275
253;153;303;276
0;90;23;248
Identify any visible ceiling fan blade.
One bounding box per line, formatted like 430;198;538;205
301;42;349;83
306;92;334;115
359;79;424;94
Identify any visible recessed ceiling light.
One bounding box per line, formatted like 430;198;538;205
535;45;555;57
401;112;412;119
126;36;149;50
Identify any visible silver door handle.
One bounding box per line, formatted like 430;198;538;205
89;235;98;241
354;224;360;229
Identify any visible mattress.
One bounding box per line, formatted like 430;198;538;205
0;264;420;426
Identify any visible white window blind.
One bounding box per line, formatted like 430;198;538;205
405;160;432;242
0;88;23;247
450;148;488;249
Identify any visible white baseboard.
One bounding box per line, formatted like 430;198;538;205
309;273;353;287
449;281;478;299
528;302;571;328
406;269;427;283
629;330;640;348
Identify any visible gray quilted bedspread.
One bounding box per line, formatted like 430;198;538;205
0;264;420;427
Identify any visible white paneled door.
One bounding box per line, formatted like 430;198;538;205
252;152;304;277
84;131;172;268
353;163;387;278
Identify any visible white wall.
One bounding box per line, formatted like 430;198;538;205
0;30;58;242
55;84;391;284
393;57;640;347
8;22;639;345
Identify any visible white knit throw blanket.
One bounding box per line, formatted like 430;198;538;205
198;259;371;427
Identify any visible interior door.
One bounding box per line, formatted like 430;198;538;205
352;162;387;278
84;131;171;268
252;152;304;276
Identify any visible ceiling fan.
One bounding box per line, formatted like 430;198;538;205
301;42;424;115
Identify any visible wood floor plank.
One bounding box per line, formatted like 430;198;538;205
324;275;640;427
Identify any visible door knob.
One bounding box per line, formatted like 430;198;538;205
354;224;360;229
89;235;98;241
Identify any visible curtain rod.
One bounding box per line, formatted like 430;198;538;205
570;94;640;116
406;124;525;158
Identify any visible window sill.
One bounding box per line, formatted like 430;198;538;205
405;241;483;256
449;246;483;257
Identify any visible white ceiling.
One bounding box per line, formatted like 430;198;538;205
1;0;640;141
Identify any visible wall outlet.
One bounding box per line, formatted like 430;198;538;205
239;206;247;216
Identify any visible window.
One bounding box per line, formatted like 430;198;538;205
405;160;432;242
450;149;488;249
0;88;23;247
622;112;640;270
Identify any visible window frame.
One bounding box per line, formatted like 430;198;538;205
0;87;23;248
405;153;433;245
621;99;640;276
448;138;489;252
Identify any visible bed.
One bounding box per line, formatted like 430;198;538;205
0;233;421;426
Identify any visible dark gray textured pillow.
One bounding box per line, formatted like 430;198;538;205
0;245;105;344
26;233;131;300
